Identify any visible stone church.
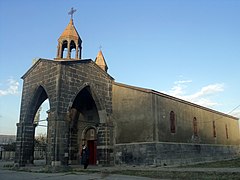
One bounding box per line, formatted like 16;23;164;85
15;14;240;167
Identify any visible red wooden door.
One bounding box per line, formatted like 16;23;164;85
87;140;97;165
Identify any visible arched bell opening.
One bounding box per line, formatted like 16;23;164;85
61;40;68;58
68;86;100;165
70;40;76;59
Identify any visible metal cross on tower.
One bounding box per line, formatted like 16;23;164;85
68;7;76;19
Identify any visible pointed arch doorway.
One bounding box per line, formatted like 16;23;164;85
69;86;100;165
82;127;97;165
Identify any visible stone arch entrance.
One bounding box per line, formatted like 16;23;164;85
15;85;50;165
69;86;100;165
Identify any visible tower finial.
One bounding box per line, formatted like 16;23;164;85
68;7;76;19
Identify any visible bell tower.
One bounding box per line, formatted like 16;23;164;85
55;8;82;60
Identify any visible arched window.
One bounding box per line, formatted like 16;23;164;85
225;124;228;139
193;117;198;137
212;121;216;138
170;111;176;133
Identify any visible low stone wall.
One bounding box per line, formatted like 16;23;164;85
114;142;240;166
34;150;46;160
0;151;46;161
1;151;15;160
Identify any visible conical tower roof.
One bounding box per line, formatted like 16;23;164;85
59;19;80;41
95;50;108;72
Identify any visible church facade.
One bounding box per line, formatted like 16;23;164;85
15;15;240;167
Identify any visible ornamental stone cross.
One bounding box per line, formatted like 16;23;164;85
68;7;76;19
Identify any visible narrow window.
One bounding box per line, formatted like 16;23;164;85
193;117;198;137
225;124;228;139
213;121;216;138
170;111;176;133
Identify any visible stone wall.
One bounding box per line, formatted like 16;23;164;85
112;82;239;146
152;92;240;145
115;142;240;166
112;83;154;143
0;151;47;161
0;151;15;160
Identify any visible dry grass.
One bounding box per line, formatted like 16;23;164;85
184;158;240;168
113;158;240;179
117;170;240;180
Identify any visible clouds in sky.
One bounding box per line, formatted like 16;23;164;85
0;78;20;96
168;80;224;108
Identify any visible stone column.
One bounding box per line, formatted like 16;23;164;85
50;113;69;166
75;43;79;59
15;122;36;166
59;42;63;58
67;41;71;59
79;46;82;59
56;42;63;59
45;112;54;165
97;123;114;165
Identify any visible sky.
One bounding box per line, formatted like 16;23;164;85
0;0;240;135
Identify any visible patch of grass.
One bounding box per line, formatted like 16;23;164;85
3;164;14;168
73;168;101;174
184;158;240;168
117;170;240;180
38;165;73;173
63;172;78;175
4;158;240;179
